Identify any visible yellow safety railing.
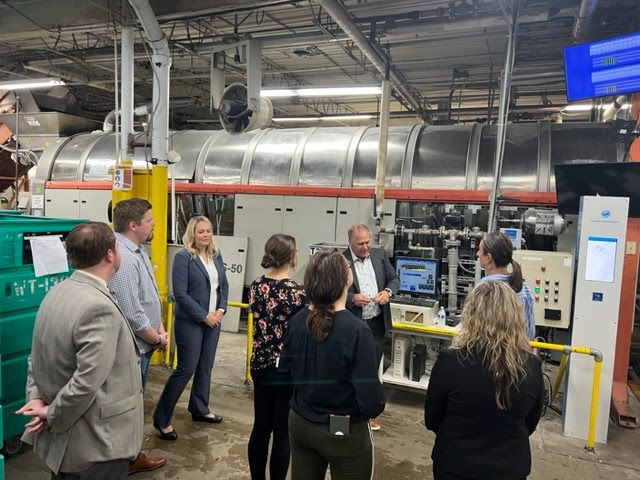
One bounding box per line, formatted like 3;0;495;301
392;321;604;452
227;301;253;384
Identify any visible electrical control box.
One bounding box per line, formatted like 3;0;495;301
393;335;411;379
513;250;574;329
390;300;439;326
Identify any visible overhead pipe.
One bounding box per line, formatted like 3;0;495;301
487;0;520;233
102;103;152;133
121;3;135;159
128;0;170;166
573;0;599;40
317;0;424;115
603;95;628;121
374;64;391;219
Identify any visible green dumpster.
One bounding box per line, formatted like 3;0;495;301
0;212;84;449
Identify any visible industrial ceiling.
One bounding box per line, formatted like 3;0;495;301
0;0;639;129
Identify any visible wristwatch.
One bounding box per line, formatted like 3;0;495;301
384;288;394;299
152;335;162;347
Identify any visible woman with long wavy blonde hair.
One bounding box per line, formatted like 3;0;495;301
425;280;544;480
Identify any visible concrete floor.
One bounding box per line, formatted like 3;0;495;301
5;331;640;480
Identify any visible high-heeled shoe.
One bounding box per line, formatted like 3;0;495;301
191;414;223;424
153;422;178;441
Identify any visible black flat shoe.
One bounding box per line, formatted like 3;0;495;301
192;414;223;424
153;422;178;441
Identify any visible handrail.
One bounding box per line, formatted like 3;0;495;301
227;301;253;384
392;321;603;452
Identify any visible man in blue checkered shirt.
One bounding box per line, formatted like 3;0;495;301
108;198;168;475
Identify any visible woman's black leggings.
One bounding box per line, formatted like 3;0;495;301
248;367;293;480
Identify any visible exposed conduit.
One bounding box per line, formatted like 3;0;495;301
317;0;424;116
573;0;599;40
22;63;115;92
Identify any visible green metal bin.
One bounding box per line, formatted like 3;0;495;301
0;213;84;446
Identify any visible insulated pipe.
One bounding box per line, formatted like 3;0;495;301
129;0;170;166
317;0;423;115
121;9;135;158
602;95;627;121
573;0;599;40
374;76;391;218
487;0;519;233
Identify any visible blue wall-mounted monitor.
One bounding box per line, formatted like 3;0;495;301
564;32;640;102
396;257;438;296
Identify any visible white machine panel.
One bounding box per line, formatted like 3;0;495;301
513;250;574;329
565;196;628;444
234;194;284;285
282;195;337;285
45;188;111;222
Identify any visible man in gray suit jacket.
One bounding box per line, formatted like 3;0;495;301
344;224;398;431
17;222;143;480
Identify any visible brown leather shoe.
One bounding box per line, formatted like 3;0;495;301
128;451;166;476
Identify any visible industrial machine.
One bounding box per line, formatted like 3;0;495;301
22;121;622;335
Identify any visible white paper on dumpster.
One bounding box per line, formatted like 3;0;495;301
28;235;69;277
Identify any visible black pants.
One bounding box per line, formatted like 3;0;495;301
51;459;129;480
365;314;385;370
433;463;526;480
248;367;293;480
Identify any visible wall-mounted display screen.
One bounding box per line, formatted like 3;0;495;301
396;257;438;296
564;32;640;102
585;236;617;283
554;162;640;218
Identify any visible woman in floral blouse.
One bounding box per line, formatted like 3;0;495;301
247;234;306;480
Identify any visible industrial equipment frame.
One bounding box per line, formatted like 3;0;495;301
391;322;604;452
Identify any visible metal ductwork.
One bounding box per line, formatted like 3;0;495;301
36;122;620;190
573;0;599;40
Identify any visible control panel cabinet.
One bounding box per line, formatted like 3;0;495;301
513;250;574;329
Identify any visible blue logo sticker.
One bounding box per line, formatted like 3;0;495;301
601;210;611;218
592;292;604;302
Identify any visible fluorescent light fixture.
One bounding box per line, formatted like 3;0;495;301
262;86;382;98
273;115;374;122
563;102;630;112
0;78;65;90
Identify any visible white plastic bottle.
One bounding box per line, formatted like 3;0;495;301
437;306;446;327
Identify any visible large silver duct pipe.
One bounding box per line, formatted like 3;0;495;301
573;0;599;40
129;0;170;166
317;0;424;115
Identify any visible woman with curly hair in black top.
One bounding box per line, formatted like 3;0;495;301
248;234;307;480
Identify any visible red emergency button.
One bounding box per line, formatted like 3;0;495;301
535;278;541;285
534;294;540;301
541;265;546;272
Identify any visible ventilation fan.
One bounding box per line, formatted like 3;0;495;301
218;82;273;134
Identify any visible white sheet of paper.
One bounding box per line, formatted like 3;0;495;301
28;235;69;278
